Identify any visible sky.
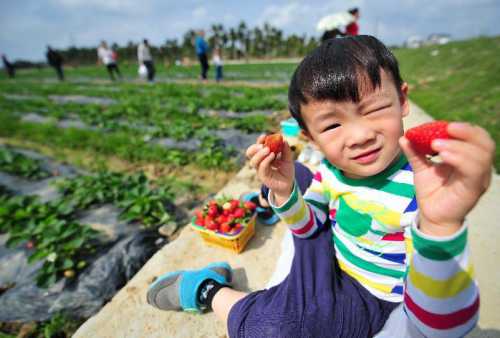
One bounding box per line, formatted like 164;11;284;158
1;0;499;61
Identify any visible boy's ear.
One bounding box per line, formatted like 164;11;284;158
399;82;410;118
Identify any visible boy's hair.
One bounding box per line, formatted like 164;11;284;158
288;35;403;131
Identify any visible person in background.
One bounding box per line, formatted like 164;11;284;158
195;30;209;81
46;46;64;81
97;41;122;81
345;7;360;36
212;46;223;82
2;54;15;78
138;39;155;82
320;28;344;42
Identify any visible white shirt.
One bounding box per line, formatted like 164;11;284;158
212;54;223;66
97;46;114;65
137;43;152;63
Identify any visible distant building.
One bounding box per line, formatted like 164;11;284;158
426;34;451;46
405;34;451;49
405;36;423;49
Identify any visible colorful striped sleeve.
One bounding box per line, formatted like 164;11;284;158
269;171;329;238
403;220;479;338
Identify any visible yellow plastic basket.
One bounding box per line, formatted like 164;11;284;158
190;214;256;254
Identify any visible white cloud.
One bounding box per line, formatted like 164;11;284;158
50;0;146;13
258;2;312;28
192;6;207;19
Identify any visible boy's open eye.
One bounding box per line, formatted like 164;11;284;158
323;123;341;132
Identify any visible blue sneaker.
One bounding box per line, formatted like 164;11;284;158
147;262;232;313
242;191;279;226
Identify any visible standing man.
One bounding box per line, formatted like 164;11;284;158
138;39;155;82
97;41;122;81
46;46;64;81
2;54;15;78
345;7;360;36
195;30;209;81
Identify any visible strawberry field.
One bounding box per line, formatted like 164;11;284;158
0;70;289;336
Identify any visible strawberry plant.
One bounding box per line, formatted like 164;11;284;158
0;147;50;180
56;171;175;227
0;195;98;287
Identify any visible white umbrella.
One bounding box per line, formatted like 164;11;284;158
316;12;355;32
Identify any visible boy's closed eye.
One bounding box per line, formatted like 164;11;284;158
363;104;392;115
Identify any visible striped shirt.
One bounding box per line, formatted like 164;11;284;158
271;155;479;337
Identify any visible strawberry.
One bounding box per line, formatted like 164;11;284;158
195;217;205;226
233;208;245;219
405;121;449;155
244;201;257;211
204;215;214;225
264;133;284;155
26;240;35;249
195;209;204;219
64;269;76;278
207;205;219;217
222;202;232;211
206;220;218;231
220;222;231;233
230;199;240;210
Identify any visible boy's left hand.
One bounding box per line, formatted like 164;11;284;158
400;122;495;237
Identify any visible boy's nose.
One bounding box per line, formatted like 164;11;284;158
345;124;376;148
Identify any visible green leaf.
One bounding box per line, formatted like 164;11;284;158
28;249;49;264
62;258;74;269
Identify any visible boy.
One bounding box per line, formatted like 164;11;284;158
147;36;494;337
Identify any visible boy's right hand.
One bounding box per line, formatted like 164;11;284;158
246;134;295;205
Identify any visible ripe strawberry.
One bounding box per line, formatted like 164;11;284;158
233;208;245;219
207;205;219;217
195;210;204;219
206;220;218;231
405;121;449;155
26;240;35;249
264;133;284;155
195;217;205;226
204;215;214;225
230;199;240;210
220;222;231;233
244;201;257;211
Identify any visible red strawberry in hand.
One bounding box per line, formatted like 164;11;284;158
264;133;284;155
405;121;449;155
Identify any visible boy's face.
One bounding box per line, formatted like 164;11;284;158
301;70;409;179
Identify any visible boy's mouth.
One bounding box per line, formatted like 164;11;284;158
351;147;382;164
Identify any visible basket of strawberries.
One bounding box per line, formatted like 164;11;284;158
191;197;257;253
